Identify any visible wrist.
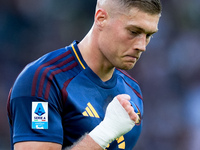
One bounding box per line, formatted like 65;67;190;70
89;97;135;149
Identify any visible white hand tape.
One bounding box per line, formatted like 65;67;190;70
89;96;135;149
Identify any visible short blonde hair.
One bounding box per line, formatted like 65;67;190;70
97;0;162;15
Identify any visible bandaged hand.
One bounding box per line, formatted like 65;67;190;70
89;94;139;149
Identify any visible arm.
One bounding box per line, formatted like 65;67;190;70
14;135;102;150
66;134;103;150
14;142;62;150
14;94;137;150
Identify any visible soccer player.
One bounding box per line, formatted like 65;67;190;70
7;0;162;149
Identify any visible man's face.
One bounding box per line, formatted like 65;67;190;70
98;7;160;70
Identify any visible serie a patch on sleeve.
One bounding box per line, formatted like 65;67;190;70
32;102;48;129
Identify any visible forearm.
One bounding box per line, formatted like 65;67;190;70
65;134;103;150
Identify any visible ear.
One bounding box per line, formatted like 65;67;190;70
95;8;108;28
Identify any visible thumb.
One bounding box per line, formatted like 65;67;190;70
116;94;131;101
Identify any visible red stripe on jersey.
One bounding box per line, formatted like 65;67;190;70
116;68;139;84
31;50;71;96
38;56;75;97
125;80;143;101
7;88;13;126
44;62;78;100
61;77;74;104
116;69;142;100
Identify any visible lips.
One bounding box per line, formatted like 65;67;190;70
126;55;139;60
132;55;139;60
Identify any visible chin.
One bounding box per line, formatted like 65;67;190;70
118;63;136;70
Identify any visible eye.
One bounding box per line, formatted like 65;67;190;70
131;31;138;35
129;30;139;37
146;34;153;39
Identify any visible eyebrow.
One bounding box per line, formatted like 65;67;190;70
129;25;158;35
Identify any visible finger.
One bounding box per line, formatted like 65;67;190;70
129;109;139;122
121;102;139;122
116;94;130;102
116;94;139;122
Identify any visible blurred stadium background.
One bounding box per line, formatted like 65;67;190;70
0;0;200;149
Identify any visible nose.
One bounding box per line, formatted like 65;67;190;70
134;34;147;52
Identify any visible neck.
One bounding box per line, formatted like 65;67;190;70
94;66;115;82
78;29;115;82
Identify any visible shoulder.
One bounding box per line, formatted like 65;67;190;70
115;68;143;99
115;68;139;84
11;47;78;99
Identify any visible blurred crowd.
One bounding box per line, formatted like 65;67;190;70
0;0;200;149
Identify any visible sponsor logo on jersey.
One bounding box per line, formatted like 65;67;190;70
82;102;100;118
32;102;48;129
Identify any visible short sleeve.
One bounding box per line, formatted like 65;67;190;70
8;48;73;146
10;96;63;145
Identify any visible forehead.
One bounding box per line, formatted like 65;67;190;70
116;7;160;33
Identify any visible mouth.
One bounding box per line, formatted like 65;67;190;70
125;55;139;62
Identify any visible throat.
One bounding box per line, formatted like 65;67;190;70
94;67;115;82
